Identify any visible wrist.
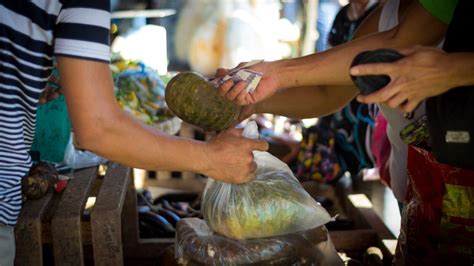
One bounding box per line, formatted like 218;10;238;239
271;59;296;89
255;101;265;114
192;141;213;176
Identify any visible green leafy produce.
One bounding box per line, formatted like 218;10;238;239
165;72;239;131
111;59;173;124
202;150;332;240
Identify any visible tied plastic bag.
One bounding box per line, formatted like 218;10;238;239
175;218;343;266
202;121;332;240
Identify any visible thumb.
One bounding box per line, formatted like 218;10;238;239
215;68;229;77
224;127;244;136
247;139;269;152
237;105;256;123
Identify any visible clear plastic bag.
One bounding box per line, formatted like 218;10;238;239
202;121;332;240
175;218;342;266
63;134;107;170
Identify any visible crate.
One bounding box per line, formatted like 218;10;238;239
15;163;173;266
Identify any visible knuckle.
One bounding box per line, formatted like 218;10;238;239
388;101;398;108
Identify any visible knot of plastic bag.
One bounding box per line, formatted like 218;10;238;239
242;120;259;139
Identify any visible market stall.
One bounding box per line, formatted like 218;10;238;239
14;1;399;265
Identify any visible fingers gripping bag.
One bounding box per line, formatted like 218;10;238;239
202;121;333;240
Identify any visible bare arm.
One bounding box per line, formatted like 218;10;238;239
58;57;268;183
243;4;383;119
220;1;448;107
276;1;447;87
352;47;474;112
255;85;356;119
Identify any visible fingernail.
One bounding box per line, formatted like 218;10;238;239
350;68;358;75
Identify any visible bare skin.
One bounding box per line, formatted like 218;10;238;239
58;57;268;184
217;0;447;119
351;46;474;112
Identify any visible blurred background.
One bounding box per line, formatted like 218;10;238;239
108;0;400;237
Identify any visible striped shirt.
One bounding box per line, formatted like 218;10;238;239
0;0;111;225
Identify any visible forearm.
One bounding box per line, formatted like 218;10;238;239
79;109;207;172
273;1;447;88
256;85;357;119
58;57;209;173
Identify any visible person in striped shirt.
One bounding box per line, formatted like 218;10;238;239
0;1;268;264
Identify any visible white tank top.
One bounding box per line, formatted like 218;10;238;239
377;0;427;202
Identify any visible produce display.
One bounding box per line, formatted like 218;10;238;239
175;218;342;266
111;57;174;125
165;72;239;131
202;122;332;240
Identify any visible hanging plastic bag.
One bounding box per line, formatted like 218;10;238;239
202;121;332;240
175;218;342;266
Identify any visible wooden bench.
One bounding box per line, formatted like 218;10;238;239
15;161;397;265
15;163;174;266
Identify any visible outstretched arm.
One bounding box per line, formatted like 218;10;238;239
58;57;268;183
220;1;448;106
252;85;356;119
351;46;474;112
276;1;447;87
232;3;382;120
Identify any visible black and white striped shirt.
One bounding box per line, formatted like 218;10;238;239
0;0;111;225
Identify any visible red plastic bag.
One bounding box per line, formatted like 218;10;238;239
396;146;474;265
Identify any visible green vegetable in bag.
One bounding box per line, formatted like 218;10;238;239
202;121;332;240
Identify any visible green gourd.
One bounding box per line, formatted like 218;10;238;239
165;72;239;131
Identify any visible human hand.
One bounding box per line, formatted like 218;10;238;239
202;128;269;183
216;61;280;106
227;104;257;129
350;46;455;113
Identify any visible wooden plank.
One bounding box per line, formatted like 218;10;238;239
346;193;395;239
91;164;130;266
15;192;54;266
51;167;97;266
122;175;139;247
329;229;378;251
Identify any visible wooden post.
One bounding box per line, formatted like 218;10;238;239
51;167;96;266
15;193;54;266
91;164;130;266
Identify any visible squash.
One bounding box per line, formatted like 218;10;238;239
165;72;239;131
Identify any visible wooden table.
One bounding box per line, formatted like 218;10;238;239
15;163;173;266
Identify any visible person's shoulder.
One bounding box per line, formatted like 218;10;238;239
418;0;459;25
